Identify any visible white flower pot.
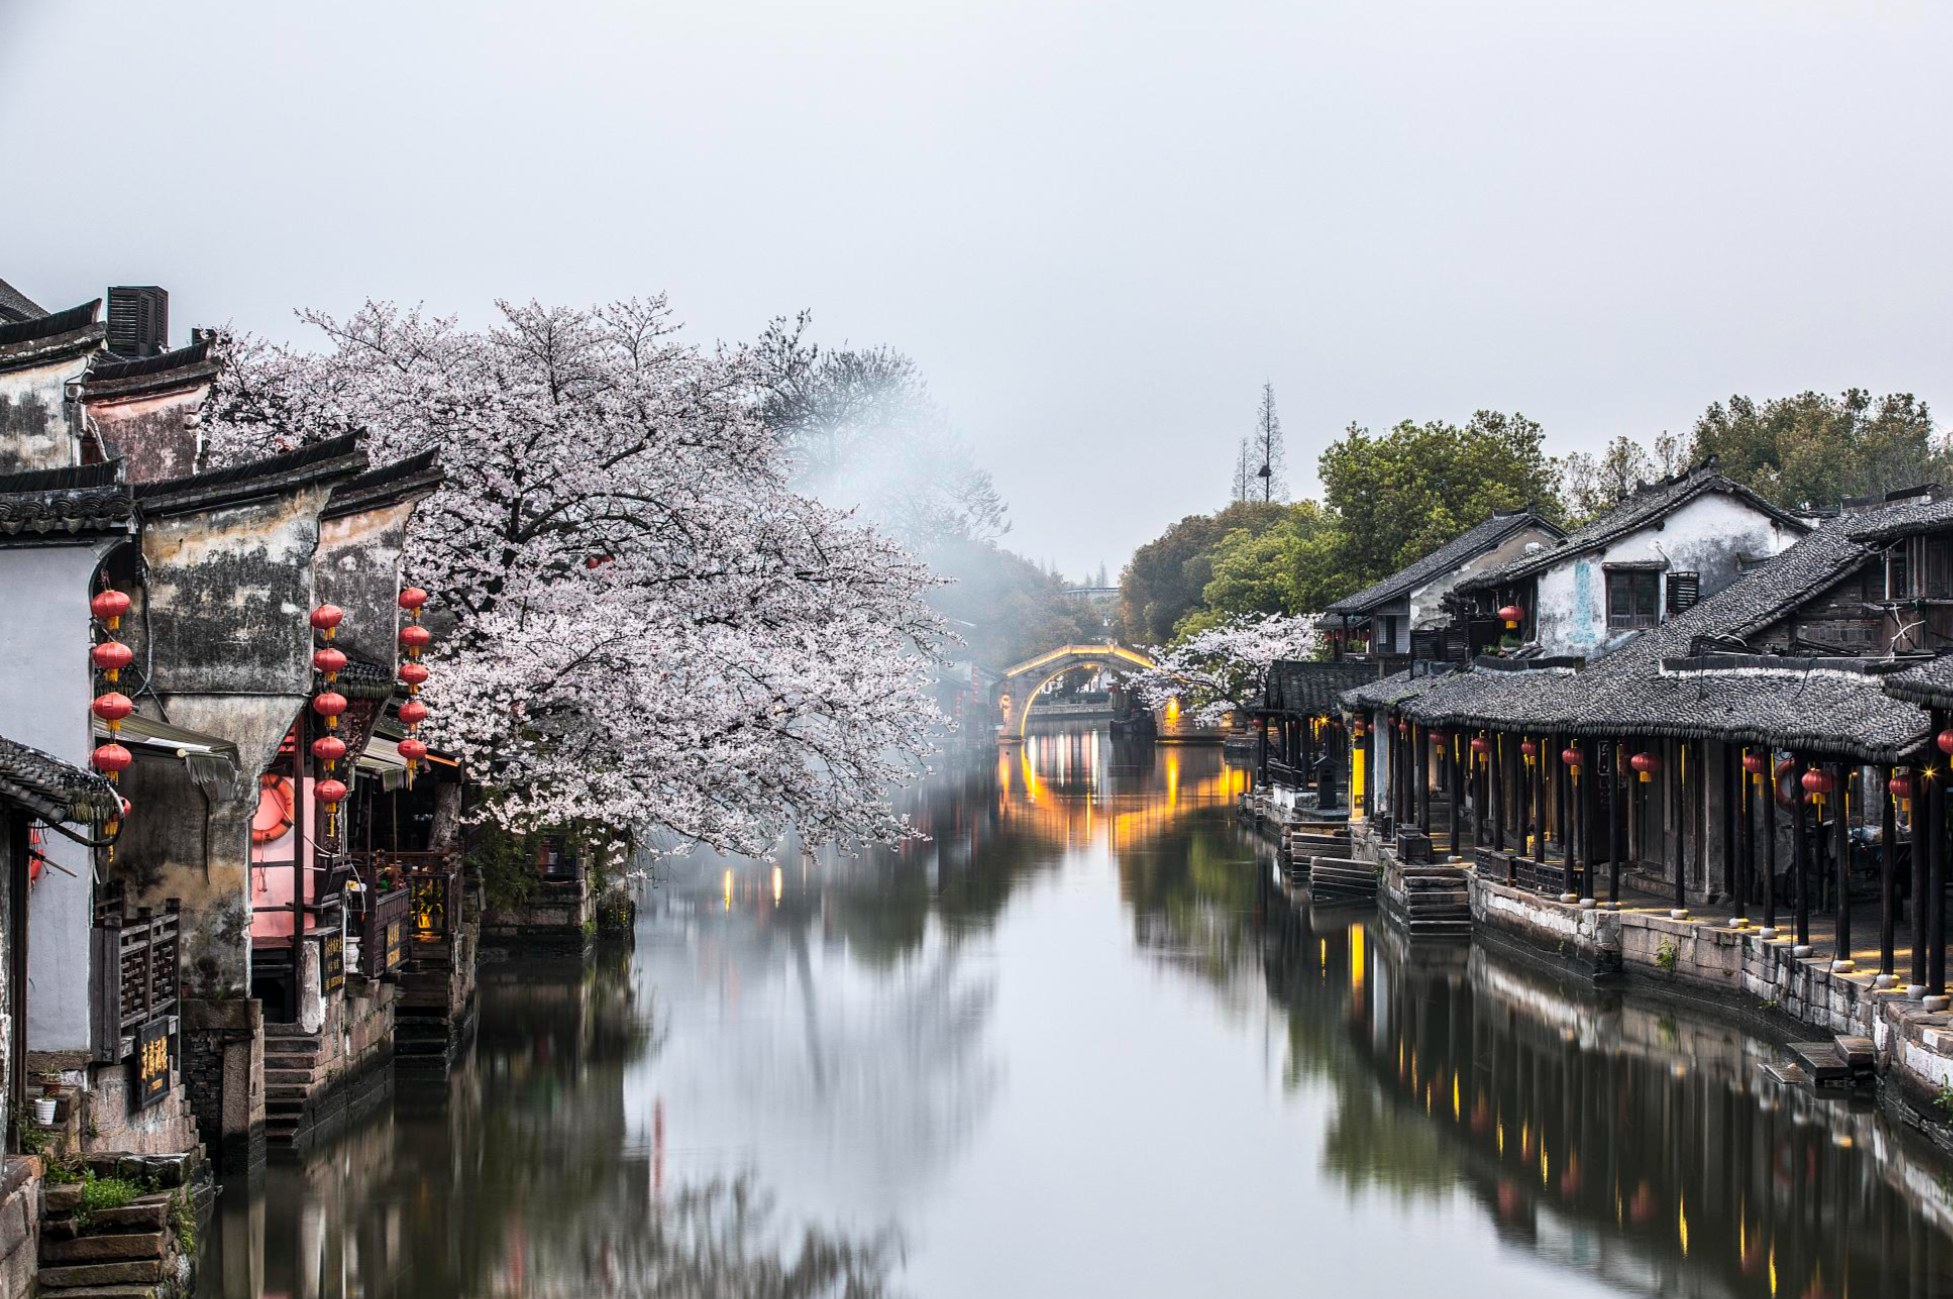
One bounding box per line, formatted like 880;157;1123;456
33;1097;57;1126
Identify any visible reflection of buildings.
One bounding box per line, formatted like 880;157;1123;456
1257;892;1953;1298
996;732;1249;855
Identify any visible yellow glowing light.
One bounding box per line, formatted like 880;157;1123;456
1496;1120;1505;1155
1768;1244;1777;1295
1679;1194;1689;1256
723;868;733;911
772;865;783;905
1165;696;1181;724
1349;922;1366;991
1451;1074;1460;1121
1540;1141;1548;1186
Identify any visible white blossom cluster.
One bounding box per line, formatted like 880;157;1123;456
1130;613;1322;726
205;299;948;852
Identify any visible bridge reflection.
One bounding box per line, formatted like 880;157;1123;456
996;729;1249;855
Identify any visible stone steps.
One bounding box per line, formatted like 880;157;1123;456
1309;858;1376;900
1784;1035;1877;1087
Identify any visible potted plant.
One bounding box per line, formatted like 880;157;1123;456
34;1084;59;1126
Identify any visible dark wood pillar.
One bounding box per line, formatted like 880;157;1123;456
1448;733;1463;858
1880;765;1898;984
1793;753;1812;950
1532;737;1548;867
1736;747;1752;923
1671;740;1689;914
1579;737;1597;902
1833;759;1853;970
1416;723;1432;833
1763;752;1781;937
1930;715;1947;997
1491;734;1505;854
1721;744;1736;902
1610;739;1626;906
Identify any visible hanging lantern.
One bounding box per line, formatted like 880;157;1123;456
401;624;433;656
1470;735;1491;756
90;589;131;630
398;737;429;763
91;692;134;732
1498;604;1525;630
1938;730;1953;756
310;735;348;765
1801;768;1835;799
1741;751;1767;775
398;661;430;688
1630;751;1660;783
312;647;348;680
1561;746;1581;769
1353;720;1368;738
91;640;134;685
103;795;131;838
309;604;345;639
1889;769;1914;800
1520;739;1538;759
398;587;429;612
1428;730;1449;744
312;690;348;730
91;742;133;777
315;778;349;806
398;699;430;727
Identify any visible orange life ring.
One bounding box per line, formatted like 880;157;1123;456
252;773;295;844
1773;757;1798;810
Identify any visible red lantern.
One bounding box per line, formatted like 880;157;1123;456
91;692;134;727
1353;720;1368;738
91;743;133;775
397;737;429;762
398;587;428;612
311;691;348;730
309;604;344;634
1938;730;1953;756
1470;736;1491;756
315;778;349;806
398;700;430;727
1890;769;1914;800
1520;740;1538;759
312;647;347;678
1561;746;1581;769
400;624;433;652
1630;751;1660;783
1801;768;1835;799
1742;751;1767;775
90;589;131;629
310;735;348;764
1498;604;1525;629
91;639;134;679
398;661;430;687
1429;730;1449;743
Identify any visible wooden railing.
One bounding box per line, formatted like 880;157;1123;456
91;901;181;1062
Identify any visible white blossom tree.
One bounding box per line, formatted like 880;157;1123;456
1130;613;1321;726
205;298;948;852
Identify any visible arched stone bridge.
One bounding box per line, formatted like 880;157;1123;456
993;642;1157;739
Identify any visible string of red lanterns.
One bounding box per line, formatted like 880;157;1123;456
307;604;350;837
397;587;432;785
89;585;136;860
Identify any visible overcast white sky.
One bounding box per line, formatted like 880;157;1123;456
3;2;1948;576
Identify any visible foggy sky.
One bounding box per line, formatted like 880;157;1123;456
4;1;1948;578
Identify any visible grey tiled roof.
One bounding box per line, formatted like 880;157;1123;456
0;460;135;537
1455;460;1805;594
1883;656;1953;712
1340;666;1456;710
1261;660;1378;715
1403;496;1945;759
0;734;120;824
0;278;46;324
1322;509;1561;617
134;434;366;514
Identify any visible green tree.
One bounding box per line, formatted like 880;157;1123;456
1193;500;1343;632
1117;500;1289;644
1689;389;1945;510
1318;410;1563;586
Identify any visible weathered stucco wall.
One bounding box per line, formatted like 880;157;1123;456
142;483;336;999
87;384;209;483
0;542;118;1053
0;350;90;474
316;499;412;672
1532;493;1795;658
1405;523;1562;629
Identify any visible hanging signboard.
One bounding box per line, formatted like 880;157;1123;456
321;929;345;995
134;1018;171;1109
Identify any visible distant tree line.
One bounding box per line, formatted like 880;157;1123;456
1134;386;1945;647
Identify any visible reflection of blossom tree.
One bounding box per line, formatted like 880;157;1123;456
524;1174;903;1299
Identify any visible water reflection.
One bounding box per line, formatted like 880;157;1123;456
201;731;1953;1298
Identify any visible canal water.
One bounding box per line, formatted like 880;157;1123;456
201;729;1953;1297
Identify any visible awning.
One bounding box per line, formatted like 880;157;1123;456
94;713;242;801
